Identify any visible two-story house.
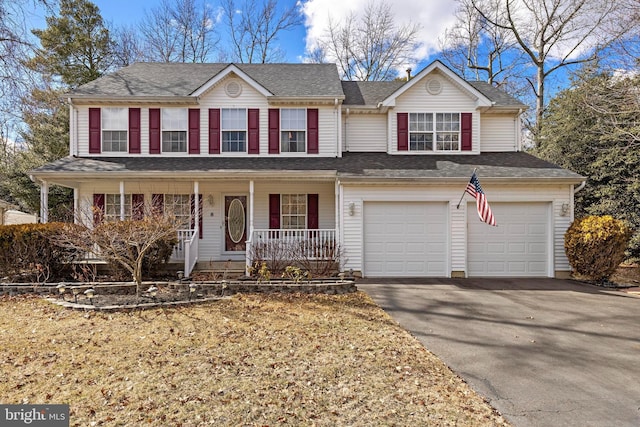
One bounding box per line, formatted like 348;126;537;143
31;60;584;278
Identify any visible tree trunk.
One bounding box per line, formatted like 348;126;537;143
535;61;545;148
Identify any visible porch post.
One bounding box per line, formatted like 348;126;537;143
249;180;254;237
119;181;125;220
194;181;199;228
40;180;49;223
73;188;79;224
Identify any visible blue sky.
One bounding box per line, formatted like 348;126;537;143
29;0;459;67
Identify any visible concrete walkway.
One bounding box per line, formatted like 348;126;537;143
360;278;640;427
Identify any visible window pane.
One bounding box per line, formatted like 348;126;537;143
222;131;246;152
222;108;246;130
162;108;188;130
281;131;305;152
410;133;433;151
162;131;187;152
281;194;306;230
281;109;306;130
103;130;127;152
104;194;132;221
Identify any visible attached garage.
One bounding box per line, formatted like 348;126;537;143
363;202;448;277
467;202;551;277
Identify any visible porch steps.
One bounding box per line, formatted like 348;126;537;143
192;261;246;278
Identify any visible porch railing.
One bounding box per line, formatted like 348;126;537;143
246;228;337;274
173;228;198;278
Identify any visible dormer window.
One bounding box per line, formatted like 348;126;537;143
222;108;247;152
281;109;306;153
102;108;127;152
162;108;188;152
408;113;460;151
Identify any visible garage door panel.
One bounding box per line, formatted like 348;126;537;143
364;202;447;277
468;203;549;277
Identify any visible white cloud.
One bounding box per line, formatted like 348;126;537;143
300;0;458;64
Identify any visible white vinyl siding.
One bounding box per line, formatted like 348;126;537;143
343;113;387;152
480;114;518;152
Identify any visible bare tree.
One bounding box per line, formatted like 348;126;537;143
221;0;302;63
55;205;181;297
440;0;525;86
111;24;145;67
471;0;639;143
140;0;218;63
313;1;421;81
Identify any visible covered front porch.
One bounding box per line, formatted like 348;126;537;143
37;176;343;278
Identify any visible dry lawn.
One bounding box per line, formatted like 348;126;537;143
0;292;509;426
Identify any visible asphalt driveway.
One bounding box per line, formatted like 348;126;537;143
359;278;640;427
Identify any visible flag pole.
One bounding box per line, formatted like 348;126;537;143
456;168;477;209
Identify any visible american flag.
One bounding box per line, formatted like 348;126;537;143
465;172;496;226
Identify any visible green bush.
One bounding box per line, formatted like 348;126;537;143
0;223;82;282
564;215;632;281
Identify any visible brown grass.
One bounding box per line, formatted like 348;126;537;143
0;292;509;426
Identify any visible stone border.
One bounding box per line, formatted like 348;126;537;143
3;280;358;311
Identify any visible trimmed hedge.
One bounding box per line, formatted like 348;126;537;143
564;215;632;281
0;223;82;282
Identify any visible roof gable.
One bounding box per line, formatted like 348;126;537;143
191;64;272;98
380;60;493;108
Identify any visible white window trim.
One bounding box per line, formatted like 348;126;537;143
280;108;307;153
101;108;128;152
408;112;462;152
281;194;307;230
161;108;188;153
221;108;247;153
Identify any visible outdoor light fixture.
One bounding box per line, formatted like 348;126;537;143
177;271;184;281
561;202;570;217
348;202;355;216
188;283;197;301
84;288;95;305
72;287;80;303
338;272;346;283
56;283;66;299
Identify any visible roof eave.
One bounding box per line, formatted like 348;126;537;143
68;95;199;105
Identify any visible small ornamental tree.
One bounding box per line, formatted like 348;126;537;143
564;215;632;281
55;213;180;296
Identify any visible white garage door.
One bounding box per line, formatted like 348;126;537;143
468;202;550;277
364;202;447;277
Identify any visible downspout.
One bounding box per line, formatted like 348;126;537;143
335;98;341;157
570;181;587;219
68;98;77;156
344;108;349;152
515;108;523;151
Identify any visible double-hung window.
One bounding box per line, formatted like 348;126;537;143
281;109;306;153
222;108;246;152
164;194;191;227
104;194;132;222
162;108;188;152
281;194;307;229
102;108;128;152
408;113;460;152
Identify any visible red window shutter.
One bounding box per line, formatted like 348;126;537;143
149;108;161;154
209;108;220;154
152;194;164;216
132;194;144;220
307;194;319;229
93;193;104;226
188;108;200;154
397;113;408;151
269;194;280;229
190;194;203;239
129;108;141;154
307;108;319;154
89;108;101;154
248;108;260;154
268;108;280;154
461;113;472;151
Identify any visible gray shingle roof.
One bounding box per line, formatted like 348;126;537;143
71;63;345;98
341;81;405;106
70;62;525;107
32;152;583;181
468;81;527;108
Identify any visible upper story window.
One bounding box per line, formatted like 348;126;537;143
104;194;132;222
281;109;306;153
102;108;128;152
281;194;307;229
222;108;246;152
409;112;460;151
162;108;188;152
